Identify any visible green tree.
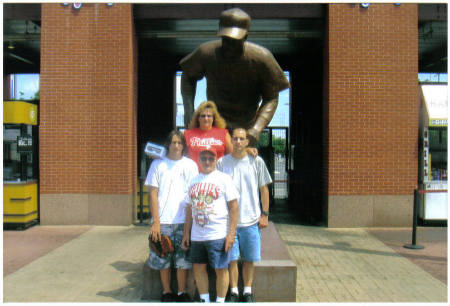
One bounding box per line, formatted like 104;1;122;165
272;136;286;154
33;89;40;100
257;133;286;154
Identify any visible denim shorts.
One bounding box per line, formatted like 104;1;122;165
146;223;192;270
230;223;261;262
190;238;231;269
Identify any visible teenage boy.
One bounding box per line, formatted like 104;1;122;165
145;130;198;302
182;146;239;303
216;127;272;302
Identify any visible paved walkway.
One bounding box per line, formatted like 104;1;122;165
3;223;447;303
276;224;447;303
3;225;149;302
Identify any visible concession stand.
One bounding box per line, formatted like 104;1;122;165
418;84;448;223
3;99;39;228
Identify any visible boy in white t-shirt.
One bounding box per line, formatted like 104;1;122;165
181;146;239;303
145;130;198;302
216;127;272;302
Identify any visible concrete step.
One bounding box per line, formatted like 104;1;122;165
142;222;297;302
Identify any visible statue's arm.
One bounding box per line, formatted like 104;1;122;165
181;73;197;128
247;96;278;146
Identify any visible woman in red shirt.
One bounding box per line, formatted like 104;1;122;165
184;101;232;170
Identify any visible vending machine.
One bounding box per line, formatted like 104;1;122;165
3;100;39;228
418;84;447;223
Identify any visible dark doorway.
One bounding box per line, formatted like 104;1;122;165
135;4;326;225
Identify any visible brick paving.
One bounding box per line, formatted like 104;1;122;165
3;226;149;302
3;225;92;277
276;223;447;302
3;222;447;302
367;227;447;284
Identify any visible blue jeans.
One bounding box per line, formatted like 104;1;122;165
230;223;261;262
190;238;231;269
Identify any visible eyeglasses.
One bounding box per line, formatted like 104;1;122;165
199;156;216;163
199;114;213;119
232;137;247;142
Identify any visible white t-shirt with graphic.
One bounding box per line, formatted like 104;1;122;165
217;154;272;227
185;170;239;241
145;156;198;224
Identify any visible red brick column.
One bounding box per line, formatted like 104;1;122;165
325;4;418;226
40;3;137;225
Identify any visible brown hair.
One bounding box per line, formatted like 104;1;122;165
188;101;227;129
164;130;187;155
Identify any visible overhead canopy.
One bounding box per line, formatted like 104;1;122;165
421;84;448;127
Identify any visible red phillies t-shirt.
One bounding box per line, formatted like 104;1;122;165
184;127;228;170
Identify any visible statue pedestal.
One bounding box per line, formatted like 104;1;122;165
142;221;297;302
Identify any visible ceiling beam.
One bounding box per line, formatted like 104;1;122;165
4;34;41;42
419;45;447;73
419;4;447;22
134;4;324;19
4;4;41;20
5;52;35;65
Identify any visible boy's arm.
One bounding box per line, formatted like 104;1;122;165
182;205;193;250
225;199;238;252
149;186;161;241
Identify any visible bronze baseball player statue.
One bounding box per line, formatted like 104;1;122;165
180;8;290;146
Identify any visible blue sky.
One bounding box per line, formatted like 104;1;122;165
8;73;40;100
418;73;447;83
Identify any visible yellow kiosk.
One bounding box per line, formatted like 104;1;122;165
3;101;39;228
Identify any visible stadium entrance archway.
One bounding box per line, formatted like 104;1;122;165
135;4;326;225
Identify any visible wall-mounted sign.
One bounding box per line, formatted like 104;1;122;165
17;135;33;153
422;85;447;127
3;101;38;125
429;118;448;127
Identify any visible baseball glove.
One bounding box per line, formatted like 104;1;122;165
149;234;174;258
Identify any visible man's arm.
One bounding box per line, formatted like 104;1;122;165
181;73;197;127
181;204;193;250
247;97;279;146
225;132;233;154
258;185;270;229
149;186;161;242
225;199;238;252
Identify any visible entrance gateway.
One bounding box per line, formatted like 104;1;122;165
5;3;432;227
136;4;326;225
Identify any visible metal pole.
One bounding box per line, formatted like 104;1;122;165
404;189;424;249
134;176;148;226
139;177;144;224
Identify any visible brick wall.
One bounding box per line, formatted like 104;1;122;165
326;3;418;196
40;3;137;195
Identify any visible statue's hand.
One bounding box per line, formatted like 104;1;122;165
247;128;260;147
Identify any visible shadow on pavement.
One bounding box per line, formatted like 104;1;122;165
96;261;144;302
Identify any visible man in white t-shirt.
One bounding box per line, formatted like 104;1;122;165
181;146;239;303
145;130;198;302
216;127;272;302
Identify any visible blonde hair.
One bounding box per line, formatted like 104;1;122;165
188;101;227;129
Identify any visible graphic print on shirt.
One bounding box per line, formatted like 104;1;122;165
189;137;223;147
189;182;220;227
